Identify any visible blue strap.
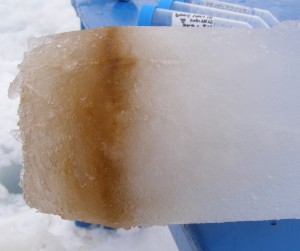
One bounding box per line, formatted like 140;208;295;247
138;5;157;26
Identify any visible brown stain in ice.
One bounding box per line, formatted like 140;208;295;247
71;27;137;227
18;27;137;228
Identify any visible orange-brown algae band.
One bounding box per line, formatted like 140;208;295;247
17;27;138;229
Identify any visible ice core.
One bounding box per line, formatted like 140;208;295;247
11;23;300;228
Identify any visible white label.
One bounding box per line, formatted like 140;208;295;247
172;13;214;28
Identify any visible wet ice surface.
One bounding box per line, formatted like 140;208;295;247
12;22;300;228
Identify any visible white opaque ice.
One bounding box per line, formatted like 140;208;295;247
126;22;300;226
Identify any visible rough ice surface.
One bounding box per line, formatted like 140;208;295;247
11;23;300;228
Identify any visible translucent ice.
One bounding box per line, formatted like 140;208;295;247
11;23;300;228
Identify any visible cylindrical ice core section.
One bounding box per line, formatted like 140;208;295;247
11;24;300;229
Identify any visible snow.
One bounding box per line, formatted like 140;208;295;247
0;1;178;250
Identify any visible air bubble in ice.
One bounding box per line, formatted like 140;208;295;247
63;61;78;72
10;129;21;143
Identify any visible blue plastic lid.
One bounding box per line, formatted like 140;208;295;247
158;0;185;9
138;4;156;26
157;0;174;9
